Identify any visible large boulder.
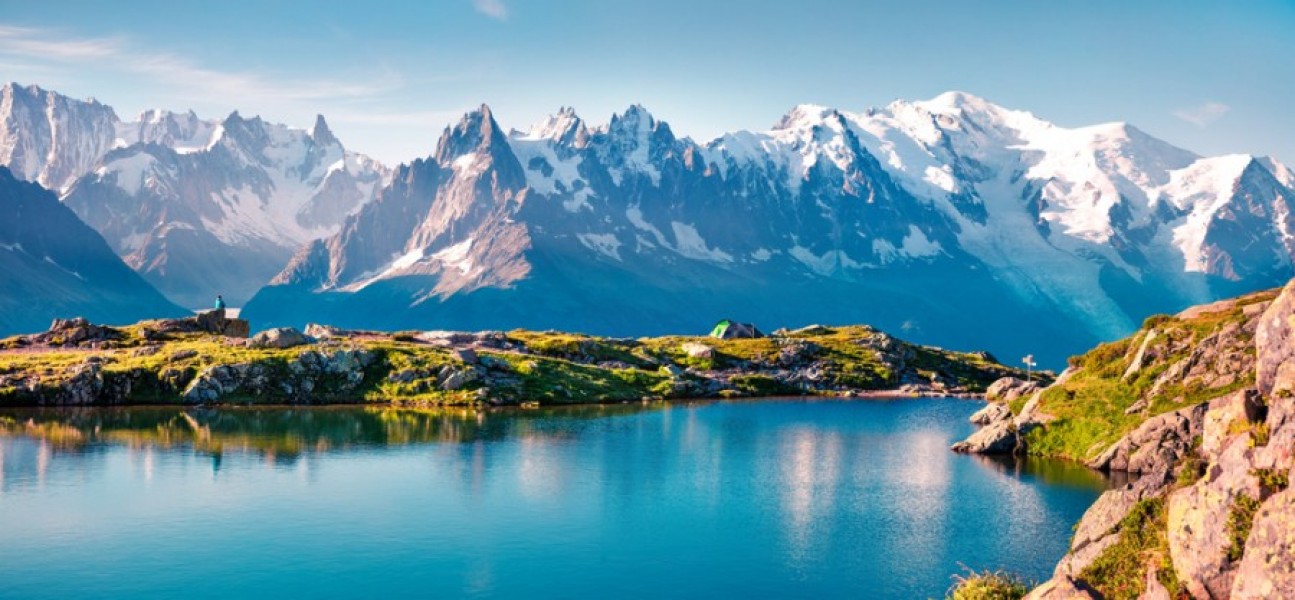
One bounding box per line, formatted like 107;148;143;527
250;327;312;349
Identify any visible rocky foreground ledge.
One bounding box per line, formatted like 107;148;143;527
951;285;1295;599
0;313;1028;407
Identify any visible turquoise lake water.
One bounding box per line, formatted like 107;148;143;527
0;398;1109;599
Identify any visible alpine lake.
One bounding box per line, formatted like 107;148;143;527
0;397;1114;599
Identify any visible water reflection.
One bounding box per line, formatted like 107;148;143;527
971;454;1126;490
0;404;658;458
0;399;1117;599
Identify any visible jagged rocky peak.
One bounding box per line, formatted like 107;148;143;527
434;103;511;164
130;108;215;149
0;82;123;191
310;113;340;147
216;110;272;149
608;103;655;132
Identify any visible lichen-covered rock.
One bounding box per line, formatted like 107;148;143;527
1256;279;1295;397
251;327;312;349
969;401;1011;425
1167;434;1262;600
1087;403;1206;473
1231;487;1295;599
1202;389;1265;456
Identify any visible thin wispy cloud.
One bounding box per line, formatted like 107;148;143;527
0;25;399;110
473;0;509;20
1173;102;1230;128
0;26;122;59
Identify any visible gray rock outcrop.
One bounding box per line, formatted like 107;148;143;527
250;327;312;349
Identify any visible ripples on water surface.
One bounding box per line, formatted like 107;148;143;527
0;398;1110;599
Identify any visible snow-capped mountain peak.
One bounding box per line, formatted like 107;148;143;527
516;106;589;148
0;83;393;307
249;92;1295;368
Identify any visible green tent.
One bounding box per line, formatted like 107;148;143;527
709;319;764;339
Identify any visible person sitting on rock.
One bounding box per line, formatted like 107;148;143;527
215;295;226;311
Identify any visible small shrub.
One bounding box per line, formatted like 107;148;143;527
1175;456;1205;487
1142;314;1174;330
1250;421;1271;447
1254;468;1290;497
1226;494;1262;562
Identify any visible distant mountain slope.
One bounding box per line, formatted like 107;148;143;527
0;167;188;335
0;82;390;307
242;96;1294;365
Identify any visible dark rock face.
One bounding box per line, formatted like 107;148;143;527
0;167;189;336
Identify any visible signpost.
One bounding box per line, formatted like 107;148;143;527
1022;354;1037;382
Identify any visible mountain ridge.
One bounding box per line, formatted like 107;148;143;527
0;82;391;308
246;94;1295;366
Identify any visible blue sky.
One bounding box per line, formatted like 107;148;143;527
2;0;1292;166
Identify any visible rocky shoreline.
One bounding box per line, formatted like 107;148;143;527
0;314;1027;408
951;285;1295;599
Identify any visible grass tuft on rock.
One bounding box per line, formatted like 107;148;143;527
1079;497;1181;600
947;568;1029;600
1226;493;1263;562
